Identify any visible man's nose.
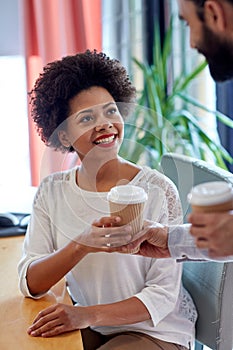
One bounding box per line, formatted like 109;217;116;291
189;30;196;49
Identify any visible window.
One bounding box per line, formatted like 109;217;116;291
0;56;30;186
0;0;30;187
102;0;146;89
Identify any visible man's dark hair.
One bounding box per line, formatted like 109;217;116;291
30;50;136;152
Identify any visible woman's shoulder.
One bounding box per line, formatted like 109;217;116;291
133;165;178;193
35;167;77;197
41;167;77;184
33;167;77;206
133;165;166;182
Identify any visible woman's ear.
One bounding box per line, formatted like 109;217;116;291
58;130;71;148
204;0;226;32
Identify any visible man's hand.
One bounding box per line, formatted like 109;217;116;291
115;220;171;258
189;211;233;257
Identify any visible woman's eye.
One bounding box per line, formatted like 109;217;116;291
79;115;94;123
106;108;118;116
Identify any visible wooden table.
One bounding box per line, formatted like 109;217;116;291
0;236;83;350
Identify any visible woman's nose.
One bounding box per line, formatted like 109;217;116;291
95;120;113;132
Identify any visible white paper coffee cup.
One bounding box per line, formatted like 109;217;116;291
188;181;233;213
107;185;148;235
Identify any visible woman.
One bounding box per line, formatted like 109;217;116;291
18;50;196;350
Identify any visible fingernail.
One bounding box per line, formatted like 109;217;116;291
115;216;121;222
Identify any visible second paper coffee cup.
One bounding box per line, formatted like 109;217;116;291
187;181;233;213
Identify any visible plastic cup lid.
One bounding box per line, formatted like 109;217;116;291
107;184;148;204
187;181;233;206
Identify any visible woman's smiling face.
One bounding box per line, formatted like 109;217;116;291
59;86;124;161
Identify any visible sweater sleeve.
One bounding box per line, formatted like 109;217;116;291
134;258;182;326
168;224;233;262
18;180;55;298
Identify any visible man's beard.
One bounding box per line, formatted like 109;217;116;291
197;25;233;82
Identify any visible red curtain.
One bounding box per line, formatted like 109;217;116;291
21;0;102;186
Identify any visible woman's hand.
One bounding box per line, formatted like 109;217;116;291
27;304;89;337
75;216;133;249
28;296;150;338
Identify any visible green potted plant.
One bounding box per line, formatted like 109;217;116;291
120;22;233;170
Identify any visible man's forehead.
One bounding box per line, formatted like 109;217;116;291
177;0;197;18
177;0;186;13
177;0;186;18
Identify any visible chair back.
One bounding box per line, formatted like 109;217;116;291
160;153;233;350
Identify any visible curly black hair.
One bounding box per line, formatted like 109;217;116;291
30;50;136;152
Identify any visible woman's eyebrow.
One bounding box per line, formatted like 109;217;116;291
74;102;116;119
102;102;116;110
75;108;93;119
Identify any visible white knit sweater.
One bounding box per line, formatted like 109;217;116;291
18;166;197;348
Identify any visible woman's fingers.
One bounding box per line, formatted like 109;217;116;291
28;305;60;336
32;304;57;323
75;223;133;248
28;304;79;337
92;216;122;227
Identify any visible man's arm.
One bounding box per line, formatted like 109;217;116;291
113;222;208;260
168;224;209;261
93;217;233;261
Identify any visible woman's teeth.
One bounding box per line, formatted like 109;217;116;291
95;135;115;144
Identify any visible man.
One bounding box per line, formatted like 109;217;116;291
134;0;233;260
178;0;233;256
178;0;233;82
97;0;233;260
166;0;233;259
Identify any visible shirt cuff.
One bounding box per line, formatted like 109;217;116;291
168;224;209;261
